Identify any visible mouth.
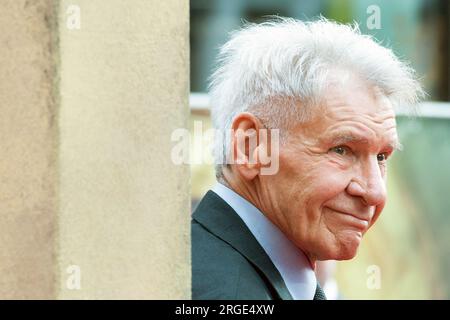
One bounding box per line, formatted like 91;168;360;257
326;207;370;232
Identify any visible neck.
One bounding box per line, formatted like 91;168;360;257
221;167;263;214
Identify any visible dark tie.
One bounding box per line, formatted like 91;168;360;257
313;282;327;300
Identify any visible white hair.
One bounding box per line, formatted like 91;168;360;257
208;17;424;179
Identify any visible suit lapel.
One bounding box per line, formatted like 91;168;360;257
193;190;293;300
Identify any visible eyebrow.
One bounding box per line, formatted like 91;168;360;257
327;132;403;152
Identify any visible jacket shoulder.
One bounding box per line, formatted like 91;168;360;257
192;220;274;300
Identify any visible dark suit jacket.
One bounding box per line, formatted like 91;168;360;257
192;190;324;300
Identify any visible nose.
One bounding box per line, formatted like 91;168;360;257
346;157;387;207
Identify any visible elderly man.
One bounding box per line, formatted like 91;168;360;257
192;17;423;300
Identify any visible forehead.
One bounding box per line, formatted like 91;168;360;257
307;76;399;148
322;77;395;118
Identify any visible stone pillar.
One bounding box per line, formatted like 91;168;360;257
0;0;190;299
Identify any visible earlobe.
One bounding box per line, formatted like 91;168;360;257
234;142;261;181
237;163;260;181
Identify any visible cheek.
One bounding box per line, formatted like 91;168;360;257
279;154;350;215
276;151;352;235
290;168;350;239
301;166;352;239
307;164;350;206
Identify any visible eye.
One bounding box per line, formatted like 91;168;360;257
377;152;389;162
329;145;350;156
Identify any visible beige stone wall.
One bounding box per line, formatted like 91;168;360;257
0;0;59;299
0;0;190;299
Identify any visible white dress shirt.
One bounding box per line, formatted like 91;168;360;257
211;183;318;300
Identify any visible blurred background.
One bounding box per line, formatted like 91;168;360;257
189;0;450;299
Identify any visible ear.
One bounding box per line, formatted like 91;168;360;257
230;112;266;181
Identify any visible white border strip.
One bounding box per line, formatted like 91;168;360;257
190;92;211;112
396;102;450;119
190;92;450;119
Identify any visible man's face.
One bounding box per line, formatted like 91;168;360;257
260;75;399;262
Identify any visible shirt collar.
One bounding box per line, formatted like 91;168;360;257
211;183;317;300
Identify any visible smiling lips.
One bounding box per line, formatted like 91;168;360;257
328;207;371;231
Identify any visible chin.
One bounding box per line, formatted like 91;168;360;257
335;247;359;260
336;233;362;260
321;232;362;261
